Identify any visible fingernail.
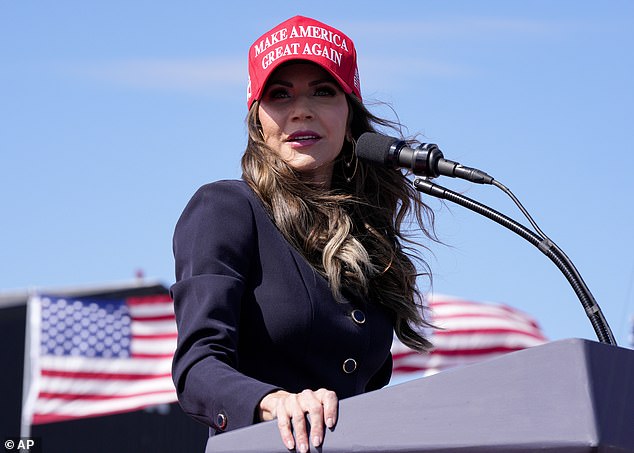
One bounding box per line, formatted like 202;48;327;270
299;443;308;453
326;417;334;428
286;440;294;450
313;436;322;447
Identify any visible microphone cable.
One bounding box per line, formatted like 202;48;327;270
413;175;617;345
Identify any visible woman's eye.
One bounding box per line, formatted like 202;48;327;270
314;86;337;96
268;88;290;99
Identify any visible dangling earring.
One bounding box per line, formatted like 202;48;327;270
343;138;358;183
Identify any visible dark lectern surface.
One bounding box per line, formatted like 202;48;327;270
205;339;634;452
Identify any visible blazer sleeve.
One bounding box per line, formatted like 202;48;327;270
170;181;280;433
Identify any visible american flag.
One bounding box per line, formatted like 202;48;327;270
391;295;548;377
21;294;178;427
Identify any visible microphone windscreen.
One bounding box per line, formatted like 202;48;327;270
356;132;399;165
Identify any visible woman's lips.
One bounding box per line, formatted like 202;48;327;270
286;131;321;148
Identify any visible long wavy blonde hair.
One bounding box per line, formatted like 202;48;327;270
241;95;436;352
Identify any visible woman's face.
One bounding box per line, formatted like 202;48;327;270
258;62;350;187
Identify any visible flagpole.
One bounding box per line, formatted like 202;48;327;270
20;292;41;438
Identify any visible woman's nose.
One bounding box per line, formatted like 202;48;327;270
290;96;314;120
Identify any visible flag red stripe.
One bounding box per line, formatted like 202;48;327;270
37;389;175;401
131;314;175;322
130;353;175;359
433;328;546;340
392;365;431;373
126;296;172;305
41;369;171;380
431;346;525;356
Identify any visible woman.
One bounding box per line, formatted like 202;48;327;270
171;15;436;452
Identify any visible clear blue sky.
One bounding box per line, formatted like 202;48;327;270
2;1;633;346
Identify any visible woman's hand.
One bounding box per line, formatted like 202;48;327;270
259;388;338;452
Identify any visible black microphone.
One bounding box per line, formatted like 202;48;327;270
356;132;494;184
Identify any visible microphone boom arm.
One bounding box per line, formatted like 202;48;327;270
413;177;617;345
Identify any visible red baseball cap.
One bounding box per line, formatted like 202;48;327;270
247;16;361;109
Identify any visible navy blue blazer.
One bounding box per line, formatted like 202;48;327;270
171;180;394;434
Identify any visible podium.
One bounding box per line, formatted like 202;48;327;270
205;339;634;452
